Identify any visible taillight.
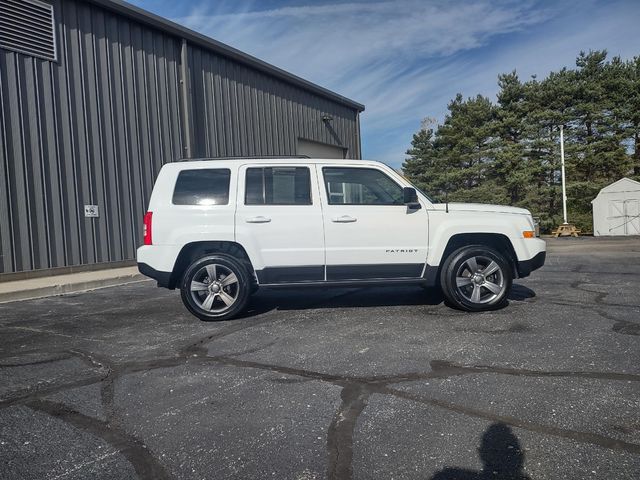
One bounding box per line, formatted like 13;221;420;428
143;211;153;245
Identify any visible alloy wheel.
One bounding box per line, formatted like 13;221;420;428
189;263;239;313
455;255;506;304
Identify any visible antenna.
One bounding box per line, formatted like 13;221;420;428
445;188;449;213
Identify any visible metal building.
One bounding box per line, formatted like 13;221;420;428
0;0;365;276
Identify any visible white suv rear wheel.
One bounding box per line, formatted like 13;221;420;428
180;255;251;321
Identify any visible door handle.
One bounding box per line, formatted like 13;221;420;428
332;215;357;223
246;216;271;223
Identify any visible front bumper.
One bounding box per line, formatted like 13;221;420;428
138;262;172;288
516;251;546;278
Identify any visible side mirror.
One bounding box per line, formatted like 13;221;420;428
403;187;418;203
403;187;421;210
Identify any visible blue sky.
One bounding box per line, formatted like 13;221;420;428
129;0;640;167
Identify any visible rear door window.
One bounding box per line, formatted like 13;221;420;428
245;167;312;205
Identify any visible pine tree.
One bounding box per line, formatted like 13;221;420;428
435;94;498;202
494;71;530;205
403;128;437;188
402;50;640;232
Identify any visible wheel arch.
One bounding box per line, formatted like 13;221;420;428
169;241;256;289
438;233;519;278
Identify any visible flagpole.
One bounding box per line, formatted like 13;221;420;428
560;125;568;224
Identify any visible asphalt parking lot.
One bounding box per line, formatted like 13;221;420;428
1;237;639;480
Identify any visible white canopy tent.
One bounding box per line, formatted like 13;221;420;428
591;178;640;236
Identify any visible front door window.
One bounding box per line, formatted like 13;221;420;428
322;167;404;205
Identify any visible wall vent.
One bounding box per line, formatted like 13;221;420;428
0;0;56;61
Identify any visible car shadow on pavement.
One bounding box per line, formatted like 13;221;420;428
238;284;536;319
245;286;444;316
508;284;536;301
430;422;532;480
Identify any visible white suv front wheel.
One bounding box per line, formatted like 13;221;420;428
440;245;512;312
180;254;251;321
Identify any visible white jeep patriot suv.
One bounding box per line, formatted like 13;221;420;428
137;157;545;321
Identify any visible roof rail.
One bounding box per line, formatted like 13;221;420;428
177;155;311;161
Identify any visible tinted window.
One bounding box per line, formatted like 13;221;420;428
172;169;231;205
245;167;312;205
323;167;403;205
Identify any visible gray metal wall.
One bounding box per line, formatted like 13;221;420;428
187;44;361;159
0;0;361;274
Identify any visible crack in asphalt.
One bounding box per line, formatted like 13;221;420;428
0;353;73;367
327;384;370;480
548;299;638;310
1;272;639;479
4;346;639;479
25;399;170;480
591;306;640;336
209;355;640;475
566;281;640;336
0;348;111;408
382;386;640;455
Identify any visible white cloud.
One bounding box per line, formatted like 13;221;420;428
369;0;640;166
140;0;640;167
176;1;548;83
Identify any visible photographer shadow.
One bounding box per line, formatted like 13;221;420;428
430;423;531;480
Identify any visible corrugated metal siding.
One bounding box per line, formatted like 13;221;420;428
0;0;184;273
0;0;361;274
186;44;360;160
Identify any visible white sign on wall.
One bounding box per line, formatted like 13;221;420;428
84;205;99;218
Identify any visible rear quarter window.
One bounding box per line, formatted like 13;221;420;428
172;169;231;205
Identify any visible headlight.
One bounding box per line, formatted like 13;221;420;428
532;216;540;237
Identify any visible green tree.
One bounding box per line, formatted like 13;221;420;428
403;94;500;202
494;71;532;205
403;127;440;193
403;50;640;233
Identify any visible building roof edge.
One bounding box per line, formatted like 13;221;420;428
86;0;365;112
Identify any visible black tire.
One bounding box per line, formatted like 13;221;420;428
440;245;512;312
180;254;251;321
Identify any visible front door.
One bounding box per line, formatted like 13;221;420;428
318;165;429;280
235;164;325;284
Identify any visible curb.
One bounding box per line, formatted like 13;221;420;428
0;270;150;304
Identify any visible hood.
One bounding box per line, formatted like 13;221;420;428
431;202;531;216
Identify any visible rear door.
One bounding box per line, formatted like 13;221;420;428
318;165;429;280
235;164;325;284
